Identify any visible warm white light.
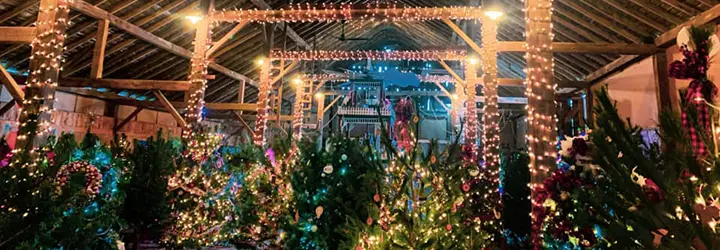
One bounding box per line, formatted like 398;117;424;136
256;57;265;67
315;92;324;100
293;77;303;86
468;57;479;65
484;10;503;20
185;15;203;24
452;94;459;100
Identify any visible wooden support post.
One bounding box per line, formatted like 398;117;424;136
153;90;187;128
185;2;211;130
464;60;479;145
254;59;272;146
585;88;594;127
653;52;673;114
90;19;109;79
324;96;342;114
316;93;325;151
526;0;557;183
238;80;246;103
292;81;304;142
0;64;25;103
482;15;501;170
17;0;70;152
114;107;143;131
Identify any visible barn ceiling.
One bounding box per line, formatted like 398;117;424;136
0;0;715;109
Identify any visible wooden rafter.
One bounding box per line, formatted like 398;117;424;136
0;27;36;44
60;78;192;91
68;0;258;86
90;19;110;79
208;20;249;57
497;42;660;54
114;107;144;131
248;0;311;49
0;64;24;103
656;4;720;47
0;100;16;118
152;90;187;128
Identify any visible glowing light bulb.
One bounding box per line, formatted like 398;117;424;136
484;10;503;20
185;15;203;24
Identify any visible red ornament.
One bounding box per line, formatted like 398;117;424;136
445;224;452;231
374;194;381;203
461;183;471;192
355;246;363;250
366;217;373;225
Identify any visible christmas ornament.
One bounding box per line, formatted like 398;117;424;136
341;154;348;161
445;224;452;231
311;225;318;232
323;165;334;174
374;193;381;203
315;206;324;218
469;167;479;177
461;183;471;192
366;217;373;225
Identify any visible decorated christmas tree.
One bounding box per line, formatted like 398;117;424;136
0;132;125;249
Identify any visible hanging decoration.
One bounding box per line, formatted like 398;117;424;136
55;161;103;198
393;97;415;151
669;26;719;156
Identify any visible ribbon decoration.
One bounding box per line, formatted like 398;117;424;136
669;27;718;156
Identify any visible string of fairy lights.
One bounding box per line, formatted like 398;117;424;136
269;50;468;62
253;58;273;146
14;0;70;166
210;3;485;23
184;15;214;140
523;0;557;183
524;0;557;247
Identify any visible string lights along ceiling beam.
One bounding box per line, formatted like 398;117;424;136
210;5;485;23
269;50;468;61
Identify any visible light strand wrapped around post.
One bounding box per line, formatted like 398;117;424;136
15;0;70;161
525;0;557;184
291;77;305;143
253;58;272;146
464;58;479;157
526;0;557;248
184;14;212;139
481;15;501;171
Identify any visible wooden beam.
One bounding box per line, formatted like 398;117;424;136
271;60;300;86
0;64;24;102
442;18;483;56
653;52;673;113
233;111;253;143
248;0;311;50
0;27;36;44
114;107;143;131
205;102;257;111
90;19;110;79
0;100;16;118
496;41;660;54
584;55;644;84
655;4;720;47
68;0;258;86
323;96;342;113
60;77;192;91
437;59;466;85
208;20;248;57
152;90;187;128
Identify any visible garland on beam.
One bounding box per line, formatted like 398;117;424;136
269;50;467;62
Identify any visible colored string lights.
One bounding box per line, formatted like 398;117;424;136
269;50;468;62
211;3;485;23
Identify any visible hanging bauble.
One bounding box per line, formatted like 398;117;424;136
461;183;471;192
374;193;381;203
295;210;299;223
366;217;373;225
445;224;452;231
469;167;479;177
315;206;324;218
341;154;348;161
355;246;363;250
311;225;318;232
413;115;419;123
324;165;334;174
430;155;437;164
